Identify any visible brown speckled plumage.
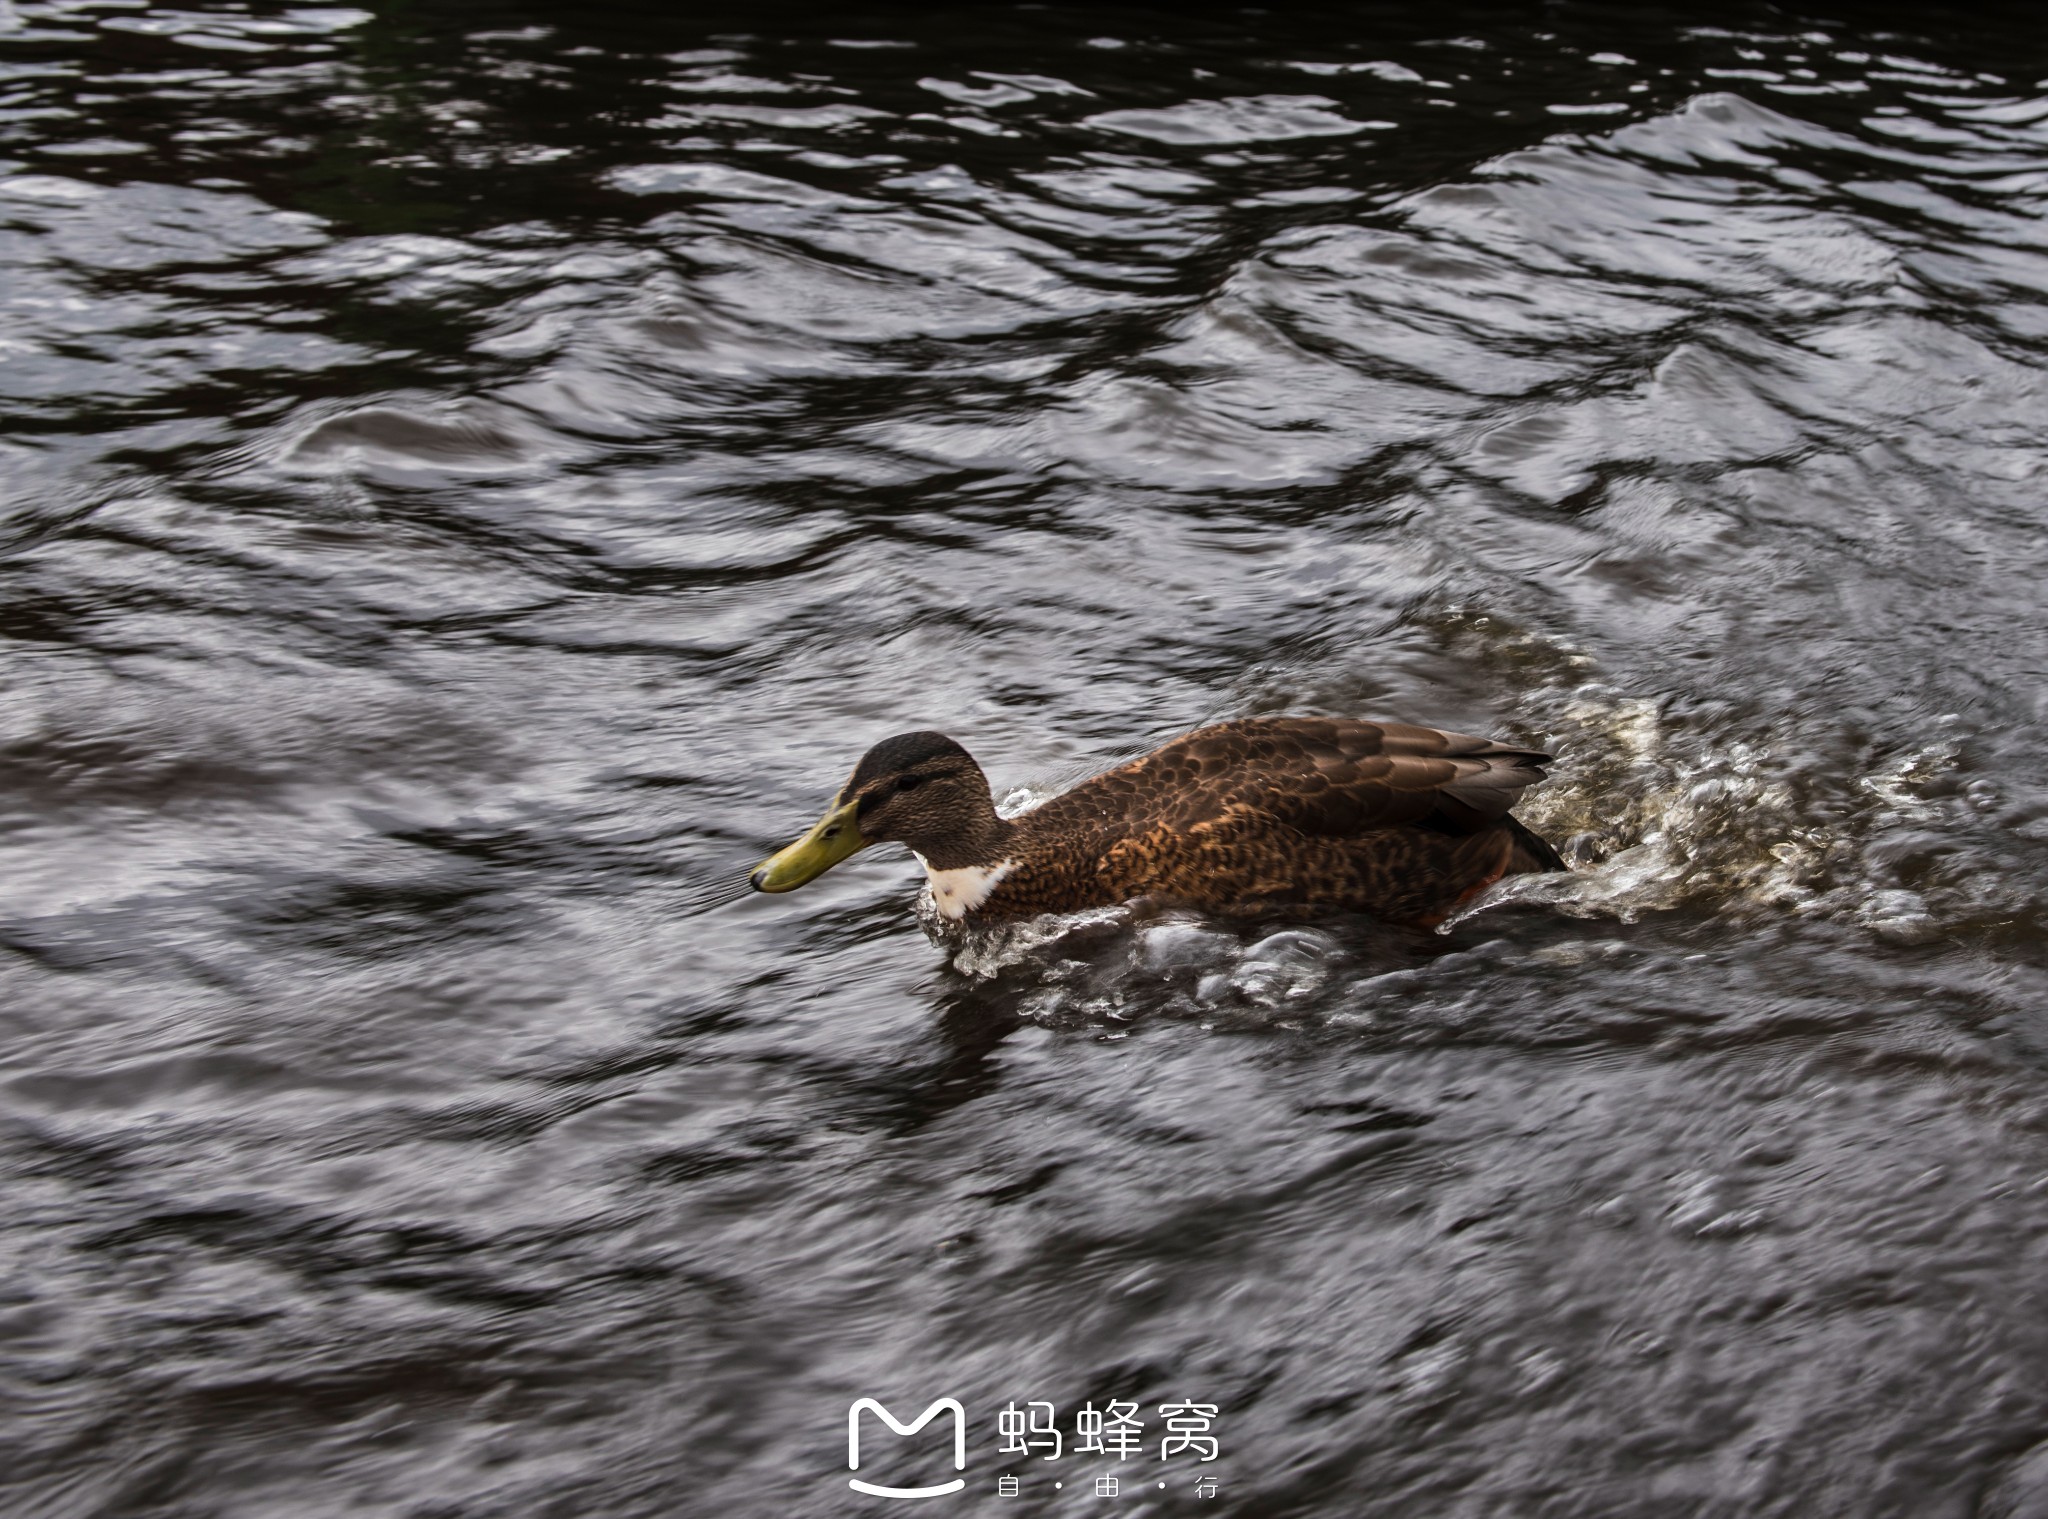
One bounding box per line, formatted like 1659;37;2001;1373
778;717;1565;926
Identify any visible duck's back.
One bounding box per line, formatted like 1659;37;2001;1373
990;717;1561;922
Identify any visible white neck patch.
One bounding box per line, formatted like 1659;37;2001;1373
914;855;1015;920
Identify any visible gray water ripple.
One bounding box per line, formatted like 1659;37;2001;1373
5;7;2048;1519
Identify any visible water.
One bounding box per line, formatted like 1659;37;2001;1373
3;4;2048;1515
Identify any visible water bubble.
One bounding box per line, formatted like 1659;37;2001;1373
1860;889;1941;945
1133;921;1236;974
1226;928;1337;1006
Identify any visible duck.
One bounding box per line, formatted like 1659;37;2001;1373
749;717;1565;927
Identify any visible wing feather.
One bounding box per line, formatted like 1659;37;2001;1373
1130;718;1550;837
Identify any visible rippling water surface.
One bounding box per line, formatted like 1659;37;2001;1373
6;3;2048;1515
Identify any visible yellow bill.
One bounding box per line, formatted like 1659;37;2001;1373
749;799;866;892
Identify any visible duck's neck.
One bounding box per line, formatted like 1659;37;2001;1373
914;791;1016;871
910;794;1020;921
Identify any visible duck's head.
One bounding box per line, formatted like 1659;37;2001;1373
750;730;1005;894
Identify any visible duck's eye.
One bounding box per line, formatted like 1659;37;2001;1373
897;775;922;793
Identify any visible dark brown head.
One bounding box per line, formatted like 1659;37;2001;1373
750;731;1007;893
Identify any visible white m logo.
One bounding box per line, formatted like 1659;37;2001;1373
847;1398;967;1498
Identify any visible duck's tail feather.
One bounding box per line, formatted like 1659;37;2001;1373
1504;814;1567;874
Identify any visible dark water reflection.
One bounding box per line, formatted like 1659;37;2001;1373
4;2;2048;1515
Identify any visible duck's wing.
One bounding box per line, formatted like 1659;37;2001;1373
1138;717;1552;837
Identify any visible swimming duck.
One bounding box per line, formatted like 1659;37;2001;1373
749;717;1564;926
